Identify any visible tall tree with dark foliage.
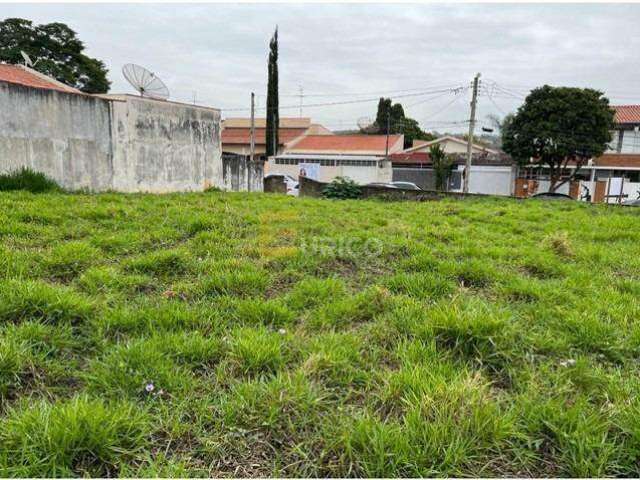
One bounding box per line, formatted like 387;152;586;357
265;27;279;158
502;85;614;192
0;18;110;93
370;97;435;148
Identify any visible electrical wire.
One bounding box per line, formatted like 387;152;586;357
220;86;465;113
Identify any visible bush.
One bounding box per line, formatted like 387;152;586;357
0;168;61;193
322;177;362;200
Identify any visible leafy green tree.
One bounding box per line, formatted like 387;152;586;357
265;27;279;158
370;97;435;148
502;86;614;192
0;18;110;93
429;144;453;191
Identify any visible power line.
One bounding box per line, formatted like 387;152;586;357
220;86;465;113
277;83;467;98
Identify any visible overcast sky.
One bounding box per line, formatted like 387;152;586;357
4;3;640;132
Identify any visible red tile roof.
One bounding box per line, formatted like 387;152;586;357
0;64;80;94
613;105;640;124
389;152;431;165
287;134;404;154
594;153;640;168
222;127;308;146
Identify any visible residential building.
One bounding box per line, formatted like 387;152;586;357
401;135;500;156
517;106;640;202
0;63;225;192
390;145;516;196
221;117;332;160
608;105;640;153
266;134;404;184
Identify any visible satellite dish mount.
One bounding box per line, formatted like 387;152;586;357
122;63;170;100
20;51;40;68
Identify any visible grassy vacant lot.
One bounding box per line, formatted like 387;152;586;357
1;191;639;477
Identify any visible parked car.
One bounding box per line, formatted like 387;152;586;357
390;181;422;191
366;182;397;188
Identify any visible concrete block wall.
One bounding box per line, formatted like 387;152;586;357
110;96;222;192
0;82;113;190
0;83;224;192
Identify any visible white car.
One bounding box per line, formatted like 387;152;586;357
390;181;422;191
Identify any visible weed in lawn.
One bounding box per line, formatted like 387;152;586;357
228;326;291;376
0;167;61;193
0;396;149;477
44;241;101;282
0;279;93;325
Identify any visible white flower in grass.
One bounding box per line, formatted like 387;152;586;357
145;382;155;393
278;328;287;335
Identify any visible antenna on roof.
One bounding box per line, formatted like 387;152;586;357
20;51;40;68
122;63;170;100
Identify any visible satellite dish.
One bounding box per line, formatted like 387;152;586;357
122;63;170;100
20;51;39;68
357;116;374;131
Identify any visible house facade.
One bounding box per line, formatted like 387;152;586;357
517;106;640;202
390;137;515;195
266;134;404;184
402;135;500;156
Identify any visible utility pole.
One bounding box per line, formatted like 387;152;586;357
249;92;255;192
464;73;481;194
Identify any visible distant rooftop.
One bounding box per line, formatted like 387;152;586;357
285;134;404;155
0;63;81;94
613;105;640;125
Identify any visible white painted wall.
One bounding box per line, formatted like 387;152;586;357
452;165;515;196
536;180;570;195
265;159;391;185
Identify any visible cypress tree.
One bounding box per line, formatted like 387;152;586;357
266;27;279;158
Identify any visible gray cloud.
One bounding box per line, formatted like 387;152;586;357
3;3;640;132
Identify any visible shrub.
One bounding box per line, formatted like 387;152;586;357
0;167;61;193
322;177;362;200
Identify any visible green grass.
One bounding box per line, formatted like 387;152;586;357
0;189;640;476
0;167;61;193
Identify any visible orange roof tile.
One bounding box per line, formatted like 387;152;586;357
222;127;307;146
287;134;404;154
613;105;640;124
389;152;430;165
0;64;80;94
594;153;640;168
